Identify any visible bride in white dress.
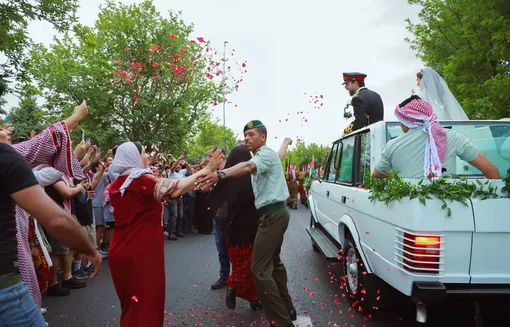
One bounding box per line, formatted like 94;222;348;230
415;67;469;120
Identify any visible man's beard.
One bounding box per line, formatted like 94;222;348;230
349;89;356;96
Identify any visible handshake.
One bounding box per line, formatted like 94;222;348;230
193;137;293;191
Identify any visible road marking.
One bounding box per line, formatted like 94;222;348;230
295;315;313;326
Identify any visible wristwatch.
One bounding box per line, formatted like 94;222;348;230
217;170;226;181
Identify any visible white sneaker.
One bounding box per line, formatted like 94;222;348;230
164;231;169;237
41;308;47;315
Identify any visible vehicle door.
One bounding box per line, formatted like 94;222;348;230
311;141;341;236
321;135;357;241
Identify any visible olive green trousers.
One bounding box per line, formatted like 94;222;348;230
251;207;293;327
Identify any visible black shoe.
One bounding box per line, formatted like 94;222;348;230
72;270;89;280
84;265;94;275
177;232;186;237
250;300;262;311
226;287;236;309
61;277;87;289
289;308;297;321
47;283;70;296
168;234;177;241
211;278;227;290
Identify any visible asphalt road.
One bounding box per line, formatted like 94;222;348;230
43;205;508;327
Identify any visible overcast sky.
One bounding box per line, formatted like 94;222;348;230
4;0;423;149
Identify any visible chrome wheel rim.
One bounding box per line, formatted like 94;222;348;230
346;247;358;293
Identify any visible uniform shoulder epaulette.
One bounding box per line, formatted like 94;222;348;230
344;123;354;134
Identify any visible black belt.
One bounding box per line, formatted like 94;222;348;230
257;201;286;215
0;272;21;291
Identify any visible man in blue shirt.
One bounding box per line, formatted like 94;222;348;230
197;120;296;327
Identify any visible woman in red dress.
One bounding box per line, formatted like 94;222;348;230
108;142;222;327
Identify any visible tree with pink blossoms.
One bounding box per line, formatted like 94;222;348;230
27;0;247;151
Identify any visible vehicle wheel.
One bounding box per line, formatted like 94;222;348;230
310;213;316;228
342;236;379;313
312;242;320;253
310;214;320;252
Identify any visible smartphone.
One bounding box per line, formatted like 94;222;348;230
183;151;187;157
81;129;85;142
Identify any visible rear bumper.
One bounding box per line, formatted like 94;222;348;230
412;282;510;303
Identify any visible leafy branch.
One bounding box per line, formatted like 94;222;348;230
502;168;510;194
363;172;499;217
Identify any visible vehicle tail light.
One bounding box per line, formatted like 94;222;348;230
402;233;441;274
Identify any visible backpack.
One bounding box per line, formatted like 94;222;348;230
74;192;94;226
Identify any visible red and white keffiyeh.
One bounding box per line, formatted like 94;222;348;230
395;97;448;179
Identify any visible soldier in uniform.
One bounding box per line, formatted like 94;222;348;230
342;72;384;134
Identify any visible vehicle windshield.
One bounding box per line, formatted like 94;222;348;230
387;121;510;178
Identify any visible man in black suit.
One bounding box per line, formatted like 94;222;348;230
342;72;384;134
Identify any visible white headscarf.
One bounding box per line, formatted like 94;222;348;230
110;142;152;196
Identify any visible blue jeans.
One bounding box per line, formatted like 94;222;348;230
169;198;184;234
164;204;171;227
0;281;46;327
213;220;230;280
183;194;194;232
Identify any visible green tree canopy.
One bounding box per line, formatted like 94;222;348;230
7;91;45;142
27;0;245;151
184;118;238;163
0;0;79;88
284;140;330;171
406;0;510;119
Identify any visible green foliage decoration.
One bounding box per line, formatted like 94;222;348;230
502;168;510;194
364;171;499;217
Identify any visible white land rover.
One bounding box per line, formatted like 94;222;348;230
306;120;510;324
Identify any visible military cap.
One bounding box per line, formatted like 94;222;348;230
342;72;367;85
243;120;265;133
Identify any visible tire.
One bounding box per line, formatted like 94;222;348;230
310;214;320;253
312;242;320;253
342;236;380;313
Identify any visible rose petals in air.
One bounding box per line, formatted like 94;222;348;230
131;295;139;302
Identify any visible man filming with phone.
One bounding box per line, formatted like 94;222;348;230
165;152;192;240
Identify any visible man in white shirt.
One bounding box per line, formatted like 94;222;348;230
167;155;191;240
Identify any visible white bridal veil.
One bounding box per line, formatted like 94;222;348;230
418;67;469;121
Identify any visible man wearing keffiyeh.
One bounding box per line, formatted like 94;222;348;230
374;96;500;180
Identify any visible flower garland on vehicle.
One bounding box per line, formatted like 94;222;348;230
502;168;510;194
363;171;500;217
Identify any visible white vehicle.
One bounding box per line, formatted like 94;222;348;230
306;120;510;324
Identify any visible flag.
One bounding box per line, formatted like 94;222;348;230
308;156;315;186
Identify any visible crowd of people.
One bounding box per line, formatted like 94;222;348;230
0;93;306;327
2;65;500;327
